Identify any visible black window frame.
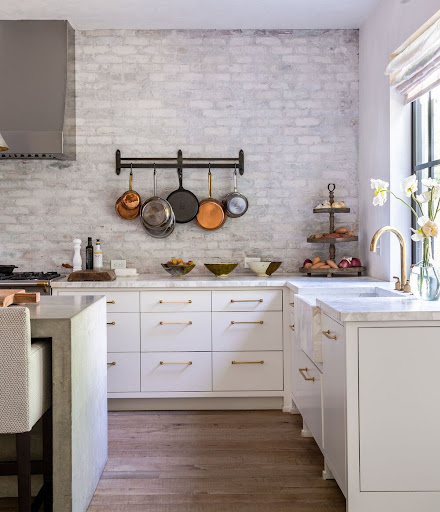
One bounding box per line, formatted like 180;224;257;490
411;88;440;263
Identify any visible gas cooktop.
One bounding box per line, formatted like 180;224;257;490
0;272;61;282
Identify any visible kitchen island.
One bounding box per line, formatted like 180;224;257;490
1;296;108;512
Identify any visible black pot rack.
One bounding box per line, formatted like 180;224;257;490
115;149;244;175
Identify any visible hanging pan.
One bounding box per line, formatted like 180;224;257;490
115;166;141;220
222;165;248;218
196;167;226;231
167;168;199;223
140;165;173;230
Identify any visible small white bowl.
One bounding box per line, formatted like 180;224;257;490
248;261;282;277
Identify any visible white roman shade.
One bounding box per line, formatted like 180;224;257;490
386;9;440;103
0;133;8;152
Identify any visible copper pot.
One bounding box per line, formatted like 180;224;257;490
196;169;226;230
116;169;141;220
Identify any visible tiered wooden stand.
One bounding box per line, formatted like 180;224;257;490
299;184;365;277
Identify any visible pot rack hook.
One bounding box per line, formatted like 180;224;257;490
208;162;211;176
129;163;133;189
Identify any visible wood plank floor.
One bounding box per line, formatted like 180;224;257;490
0;411;346;512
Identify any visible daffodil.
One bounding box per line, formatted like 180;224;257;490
371;178;389;206
401;174;418;197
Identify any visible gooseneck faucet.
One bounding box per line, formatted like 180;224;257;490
370;226;411;292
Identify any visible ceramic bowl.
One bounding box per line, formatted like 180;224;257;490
204;263;238;278
248;261;282;277
161;263;195;277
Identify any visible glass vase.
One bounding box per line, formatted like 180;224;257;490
410;237;440;301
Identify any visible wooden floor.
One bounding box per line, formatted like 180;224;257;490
1;411;346;512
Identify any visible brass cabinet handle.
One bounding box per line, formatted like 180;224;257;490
107;361;116;367
107;321;116;325
230;321;264;325
159;321;192;325
232;360;264;365
159;300;192;304
289;324;295;331
230;299;263;303
107;300;115;304
299;368;315;381
159;361;192;365
289;302;295;307
322;330;337;340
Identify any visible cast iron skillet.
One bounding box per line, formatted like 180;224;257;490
167;168;199;223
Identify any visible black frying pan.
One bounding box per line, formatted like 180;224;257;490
167;168;199;223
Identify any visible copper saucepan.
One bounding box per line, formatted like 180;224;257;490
115;167;141;220
196;167;226;230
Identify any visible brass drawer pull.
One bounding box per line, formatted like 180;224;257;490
230;321;264;325
107;300;115;304
159;321;192;325
289;324;295;331
107;321;116;325
107;361;116;367
289;302;295;307
232;360;264;365
159;300;192;304
322;330;337;340
299;368;315;381
230;299;263;303
160;361;192;365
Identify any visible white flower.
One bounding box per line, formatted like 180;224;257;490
417;190;432;203
411;216;439;241
422;177;437;188
371;178;389;206
401;174;418;197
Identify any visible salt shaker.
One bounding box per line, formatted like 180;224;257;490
73;238;82;271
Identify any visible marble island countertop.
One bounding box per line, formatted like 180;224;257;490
316;295;440;323
52;273;386;290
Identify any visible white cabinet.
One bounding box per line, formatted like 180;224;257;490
107;353;140;392
358;327;440;492
213;351;283;391
57;290;139;312
212;312;282;351
212;290;282;312
321;313;346;497
107;313;140;352
140;290;211;312
141;312;211;352
141;352;212;392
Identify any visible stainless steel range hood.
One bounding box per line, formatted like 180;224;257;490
0;20;76;160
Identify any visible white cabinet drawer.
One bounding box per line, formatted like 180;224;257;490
213;351;283;391
141;352;212;392
212;290;282;312
107;313;140;352
141;313;211;352
107;353;140;392
294;350;323;451
212;312;282;351
140;291;211;312
57;290;139;312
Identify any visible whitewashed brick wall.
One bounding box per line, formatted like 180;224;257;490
0;29;359;274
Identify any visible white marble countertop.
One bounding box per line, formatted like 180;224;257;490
317;296;440;323
51;273;384;290
16;295;105;319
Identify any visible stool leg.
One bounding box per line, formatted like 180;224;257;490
43;409;53;512
16;431;31;512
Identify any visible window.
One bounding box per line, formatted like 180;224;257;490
412;85;440;263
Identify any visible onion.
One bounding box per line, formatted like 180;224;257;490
351;257;362;267
338;258;351;268
303;259;312;266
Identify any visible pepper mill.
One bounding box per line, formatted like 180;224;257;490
73;238;82;272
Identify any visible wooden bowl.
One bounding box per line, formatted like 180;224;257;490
161;263;195;277
204;263;238;278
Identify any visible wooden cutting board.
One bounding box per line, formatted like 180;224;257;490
67;269;116;282
0;289;41;308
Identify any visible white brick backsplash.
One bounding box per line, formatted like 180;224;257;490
0;29;359;274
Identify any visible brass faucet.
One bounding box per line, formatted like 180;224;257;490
370;226;411;293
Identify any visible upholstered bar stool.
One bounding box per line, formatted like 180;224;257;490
0;307;52;511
